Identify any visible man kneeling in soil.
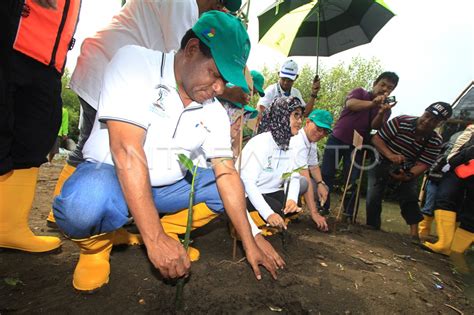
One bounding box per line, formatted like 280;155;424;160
52;11;283;292
366;102;452;239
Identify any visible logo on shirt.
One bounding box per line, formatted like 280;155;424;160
263;156;273;172
195;121;211;133
152;84;171;111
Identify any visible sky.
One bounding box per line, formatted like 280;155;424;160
66;0;474;117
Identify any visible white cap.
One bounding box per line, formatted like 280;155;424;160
279;59;299;80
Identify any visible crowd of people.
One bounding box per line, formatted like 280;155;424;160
1;0;472;295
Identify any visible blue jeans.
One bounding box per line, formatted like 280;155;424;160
421;180;438;216
321;135;362;216
53;162;224;238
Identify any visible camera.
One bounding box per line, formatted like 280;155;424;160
391;162;414;178
384;96;396;104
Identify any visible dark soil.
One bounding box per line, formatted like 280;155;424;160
1;160;472;314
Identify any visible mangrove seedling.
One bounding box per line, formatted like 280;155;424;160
175;153;198;311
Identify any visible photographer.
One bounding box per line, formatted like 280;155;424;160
366;102;452;239
320;72;398;220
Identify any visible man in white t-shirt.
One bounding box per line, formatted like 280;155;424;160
257;59;320;121
290;109;334;231
47;0;245;226
53;11;283;292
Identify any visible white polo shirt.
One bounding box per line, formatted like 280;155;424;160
82;46;232;186
239;132;300;220
290;129;319;169
258;83;305;109
70;0;198;110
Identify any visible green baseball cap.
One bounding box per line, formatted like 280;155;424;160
193;11;250;93
250;70;265;97
308;109;333;132
224;0;242;12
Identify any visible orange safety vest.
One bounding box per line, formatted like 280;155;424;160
13;0;81;73
455;159;474;179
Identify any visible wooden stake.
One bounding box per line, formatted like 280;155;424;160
418;174;428;206
352;150;367;224
232;107;246;260
336;148;357;221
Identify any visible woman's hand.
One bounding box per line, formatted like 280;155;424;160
267;213;287;230
283;199;301;214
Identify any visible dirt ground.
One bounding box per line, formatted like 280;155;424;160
1;160;473;314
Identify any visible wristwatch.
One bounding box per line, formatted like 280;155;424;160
316;180;325;186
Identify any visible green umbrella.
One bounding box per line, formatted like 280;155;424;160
258;0;395;73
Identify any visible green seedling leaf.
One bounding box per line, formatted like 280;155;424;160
281;166;306;180
291;166;305;174
175;155;198;311
177;153;194;172
4;277;23;286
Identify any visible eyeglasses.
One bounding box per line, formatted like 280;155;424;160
315;125;331;135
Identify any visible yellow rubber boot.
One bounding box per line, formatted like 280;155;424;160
72;232;114;291
113;227;142;246
160;203;219;261
418;215;434;240
450;228;474;255
0;168;61;252
422;210;456;255
47;163;76;225
249;211;266;227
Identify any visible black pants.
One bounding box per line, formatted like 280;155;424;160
321;135;363;215
66;97;96;166
366;160;423;228
246;190;286;218
0;0;62;175
0;51;62;175
434;171;474;232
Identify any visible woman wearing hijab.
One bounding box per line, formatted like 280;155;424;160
239;96;304;230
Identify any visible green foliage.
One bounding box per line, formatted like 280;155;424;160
258;56;383;118
4;277;23;286
316;56;383;117
257;56;383;192
61;69;81;141
176;152;198;311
